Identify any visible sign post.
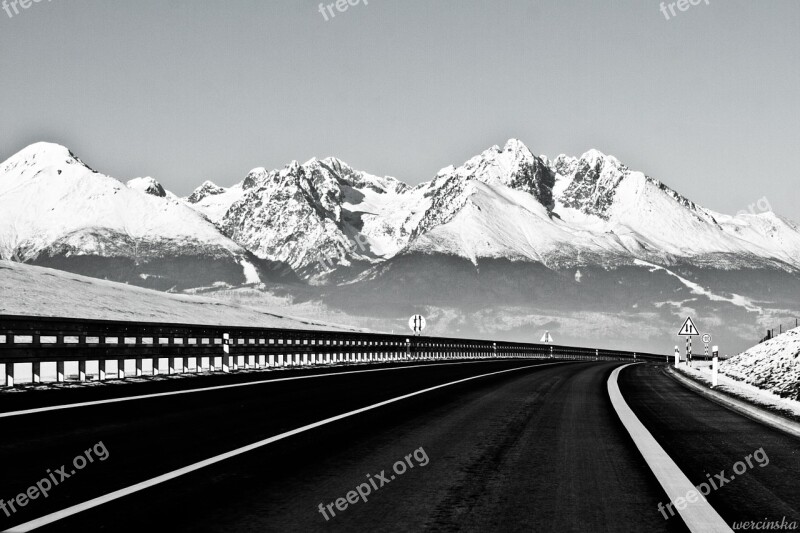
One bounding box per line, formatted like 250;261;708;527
674;346;679;366
702;333;712;361
677;317;700;367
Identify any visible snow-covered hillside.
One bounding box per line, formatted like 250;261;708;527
721;327;800;400
0;260;356;331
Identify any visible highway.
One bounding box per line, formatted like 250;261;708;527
0;360;797;532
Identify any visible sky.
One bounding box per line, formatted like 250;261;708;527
0;0;798;219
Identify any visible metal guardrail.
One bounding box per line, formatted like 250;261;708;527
0;315;666;386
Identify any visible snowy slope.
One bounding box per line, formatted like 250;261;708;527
0;143;263;288
404;178;637;268
721;327;800;400
0;260;356;331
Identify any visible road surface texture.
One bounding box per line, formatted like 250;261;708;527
620;364;799;529
0;359;794;532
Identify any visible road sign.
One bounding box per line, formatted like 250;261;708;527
678;317;699;337
409;314;426;334
540;331;553;343
702;333;712;344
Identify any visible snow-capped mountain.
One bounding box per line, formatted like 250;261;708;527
186;138;800;281
548;149;800;270
206;158;413;281
3;139;799;352
0;142;279;289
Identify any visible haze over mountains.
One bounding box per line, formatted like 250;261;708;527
1;139;798;353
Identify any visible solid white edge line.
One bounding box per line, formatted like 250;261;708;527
3;361;573;532
0;359;520;419
607;364;732;533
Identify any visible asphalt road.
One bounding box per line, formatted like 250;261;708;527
619;364;800;528
0;360;795;532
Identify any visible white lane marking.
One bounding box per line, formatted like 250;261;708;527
3;361;572;532
0;359;533;419
608;364;732;533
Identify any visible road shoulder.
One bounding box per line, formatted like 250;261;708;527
665;366;800;440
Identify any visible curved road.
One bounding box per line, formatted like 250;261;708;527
0;360;796;532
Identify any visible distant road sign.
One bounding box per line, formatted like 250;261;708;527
409;315;426;334
678;317;700;336
702;333;712;344
540;331;554;344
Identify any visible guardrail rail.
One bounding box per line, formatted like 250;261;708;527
0;315;666;387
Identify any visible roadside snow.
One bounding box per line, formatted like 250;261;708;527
720;327;800;400
677;361;800;419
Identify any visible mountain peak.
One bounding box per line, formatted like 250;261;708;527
1;142;93;175
187;180;227;203
126;177;167;198
503;138;531;154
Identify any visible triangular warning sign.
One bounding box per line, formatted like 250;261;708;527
678;316;699;336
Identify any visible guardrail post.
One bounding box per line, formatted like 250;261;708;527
5;363;14;387
711;346;719;387
222;333;231;372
